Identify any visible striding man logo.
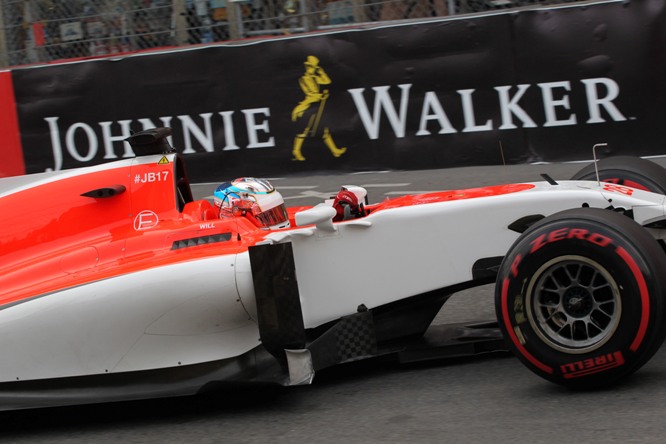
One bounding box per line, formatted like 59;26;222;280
291;55;347;161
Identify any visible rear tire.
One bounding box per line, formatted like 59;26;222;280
571;156;666;193
495;207;666;388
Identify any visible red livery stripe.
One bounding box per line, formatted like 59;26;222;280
0;71;24;177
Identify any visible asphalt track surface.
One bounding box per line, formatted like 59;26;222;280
4;158;666;443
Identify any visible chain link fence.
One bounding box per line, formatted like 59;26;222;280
0;0;582;67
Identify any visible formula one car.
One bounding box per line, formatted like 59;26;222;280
2;127;666;410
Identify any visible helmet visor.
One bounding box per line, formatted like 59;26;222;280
256;204;289;228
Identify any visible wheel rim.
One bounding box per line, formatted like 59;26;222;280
526;255;622;354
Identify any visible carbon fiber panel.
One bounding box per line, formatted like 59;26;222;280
248;243;306;366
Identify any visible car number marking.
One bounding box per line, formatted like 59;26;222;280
134;171;169;184
602;183;634;196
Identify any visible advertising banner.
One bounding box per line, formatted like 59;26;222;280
7;0;666;181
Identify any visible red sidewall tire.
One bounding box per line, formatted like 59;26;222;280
496;208;666;388
571;156;666;194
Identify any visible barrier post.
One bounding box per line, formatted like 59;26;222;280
173;0;189;45
23;0;38;63
352;0;367;23
301;0;314;32
228;1;243;40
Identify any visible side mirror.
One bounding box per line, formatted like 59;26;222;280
81;184;127;198
295;205;337;232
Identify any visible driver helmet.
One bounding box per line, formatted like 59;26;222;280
213;178;290;229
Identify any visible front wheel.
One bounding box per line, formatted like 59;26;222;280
495;208;666;388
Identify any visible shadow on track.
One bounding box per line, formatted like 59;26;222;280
0;353;513;439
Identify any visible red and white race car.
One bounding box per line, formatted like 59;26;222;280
2;127;666;410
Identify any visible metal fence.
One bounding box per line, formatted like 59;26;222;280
0;0;582;67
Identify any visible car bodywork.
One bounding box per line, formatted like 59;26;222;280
1;129;666;409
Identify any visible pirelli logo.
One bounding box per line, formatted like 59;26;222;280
560;351;625;379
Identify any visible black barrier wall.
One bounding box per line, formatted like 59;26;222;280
10;0;666;181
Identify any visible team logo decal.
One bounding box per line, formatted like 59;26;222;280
134;210;159;231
